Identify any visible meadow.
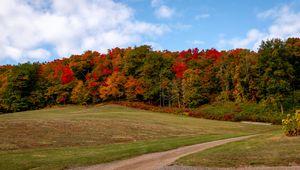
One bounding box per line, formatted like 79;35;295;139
0;104;279;170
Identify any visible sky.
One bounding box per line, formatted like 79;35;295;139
1;0;300;65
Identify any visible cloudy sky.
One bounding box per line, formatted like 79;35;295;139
1;0;300;64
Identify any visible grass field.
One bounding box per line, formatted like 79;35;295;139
0;104;279;169
176;130;300;167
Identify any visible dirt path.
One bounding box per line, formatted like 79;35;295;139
73;135;256;170
159;165;300;170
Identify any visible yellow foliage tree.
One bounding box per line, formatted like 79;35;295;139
99;72;126;101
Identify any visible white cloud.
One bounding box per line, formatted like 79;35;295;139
26;48;51;60
219;29;265;49
151;0;163;7
218;5;300;51
257;8;277;19
155;5;174;19
195;13;210;20
1;46;22;62
150;0;174;19
0;0;169;63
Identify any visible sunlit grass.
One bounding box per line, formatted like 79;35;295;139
176;131;300;167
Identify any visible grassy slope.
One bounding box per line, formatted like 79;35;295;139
176;130;300;167
0;104;278;169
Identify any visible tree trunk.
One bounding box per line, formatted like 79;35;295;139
160;76;162;107
162;88;165;107
280;102;284;114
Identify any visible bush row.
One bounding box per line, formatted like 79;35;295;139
112;101;284;124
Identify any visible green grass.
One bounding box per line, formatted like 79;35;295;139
0;134;240;170
176;130;300;167
0;104;279;169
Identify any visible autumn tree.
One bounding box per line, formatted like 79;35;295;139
182;69;210;107
171;52;187;107
237;49;259;102
217;50;236;101
99;71;126;101
125;76;144;101
4;63;40;112
69;51;99;81
61;65;74;85
71;80;90;104
109;47;125;72
124;45;151;77
0;66;11;112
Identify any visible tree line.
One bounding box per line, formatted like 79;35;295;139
0;38;299;114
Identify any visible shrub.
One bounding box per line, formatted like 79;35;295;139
282;110;300;136
113;101;286;124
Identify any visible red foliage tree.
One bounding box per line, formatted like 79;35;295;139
61;65;74;84
191;48;199;59
179;51;186;58
231;48;242;57
172;62;187;79
206;48;222;60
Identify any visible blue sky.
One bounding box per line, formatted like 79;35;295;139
1;0;300;65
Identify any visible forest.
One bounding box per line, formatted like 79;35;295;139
0;38;299;118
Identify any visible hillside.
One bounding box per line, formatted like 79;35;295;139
0;104;278;170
